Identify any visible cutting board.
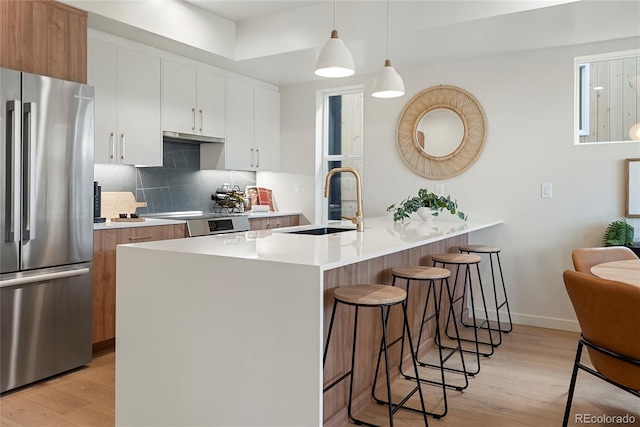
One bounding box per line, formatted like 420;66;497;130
101;192;147;220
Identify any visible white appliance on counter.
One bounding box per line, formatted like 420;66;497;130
0;68;94;393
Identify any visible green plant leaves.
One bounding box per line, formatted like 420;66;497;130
602;219;635;246
387;189;468;222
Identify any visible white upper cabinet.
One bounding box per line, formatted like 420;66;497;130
254;86;280;171
222;79;280;171
162;60;225;138
225;79;254;170
89;38;162;166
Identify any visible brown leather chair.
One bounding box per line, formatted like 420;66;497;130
562;270;640;426
571;246;638;275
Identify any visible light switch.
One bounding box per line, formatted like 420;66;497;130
435;184;444;196
294;183;301;196
541;183;552;198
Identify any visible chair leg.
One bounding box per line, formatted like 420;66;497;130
494;252;513;333
563;340;583;427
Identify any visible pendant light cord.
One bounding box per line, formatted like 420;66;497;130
333;0;337;30
385;0;390;60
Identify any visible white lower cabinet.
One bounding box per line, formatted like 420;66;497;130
88;38;162;166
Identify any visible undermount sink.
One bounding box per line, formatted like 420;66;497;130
284;227;355;236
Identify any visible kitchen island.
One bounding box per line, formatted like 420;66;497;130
115;215;502;426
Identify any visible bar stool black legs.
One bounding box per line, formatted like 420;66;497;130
459;245;513;346
323;284;429;427
432;253;495;376
378;266;468;419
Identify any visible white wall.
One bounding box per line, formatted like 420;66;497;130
258;36;640;332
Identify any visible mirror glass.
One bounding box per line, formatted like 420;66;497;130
416;108;465;157
575;49;640;144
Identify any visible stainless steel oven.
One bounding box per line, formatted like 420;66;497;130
144;212;250;237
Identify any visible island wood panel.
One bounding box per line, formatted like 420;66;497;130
248;214;300;230
322;234;468;427
92;224;186;346
0;0;87;83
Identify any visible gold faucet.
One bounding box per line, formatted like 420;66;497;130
324;167;364;232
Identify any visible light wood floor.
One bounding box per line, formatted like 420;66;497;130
1;325;638;426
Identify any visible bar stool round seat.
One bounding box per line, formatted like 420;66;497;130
458;244;499;253
431;253;482;265
333;284;407;306
458;245;513;344
392;266;451;280
324;284;429;427
431;252;494;376
389;266;468;418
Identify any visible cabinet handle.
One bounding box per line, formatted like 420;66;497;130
109;132;115;159
250;148;254;167
199;109;203;133
256;148;260;168
128;235;152;241
120;134;126;160
192;108;196;132
265;222;280;229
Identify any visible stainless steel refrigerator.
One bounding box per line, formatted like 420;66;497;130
1;68;94;393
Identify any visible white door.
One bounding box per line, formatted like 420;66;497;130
88;38;118;164
197;70;225;138
162;60;197;135
254;86;280;171
225;79;254;170
117;47;162;166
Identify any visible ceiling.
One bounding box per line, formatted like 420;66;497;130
64;0;640;86
184;0;326;22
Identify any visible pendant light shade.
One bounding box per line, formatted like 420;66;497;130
315;30;355;77
372;59;405;98
314;0;355;78
371;0;404;98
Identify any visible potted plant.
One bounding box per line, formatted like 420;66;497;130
602;219;634;247
387;188;468;222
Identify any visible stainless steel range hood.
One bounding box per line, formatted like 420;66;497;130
163;130;224;144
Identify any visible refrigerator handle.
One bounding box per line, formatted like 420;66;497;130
6;100;21;243
0;267;90;289
23;102;37;241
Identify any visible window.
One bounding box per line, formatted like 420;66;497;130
575;50;640;144
321;88;364;222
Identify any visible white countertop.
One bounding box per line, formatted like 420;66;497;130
121;215;503;270
246;210;301;218
93;218;186;230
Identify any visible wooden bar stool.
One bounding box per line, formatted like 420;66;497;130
459;245;513;346
431;253;495;376
323;284;429;427
383;266;468;419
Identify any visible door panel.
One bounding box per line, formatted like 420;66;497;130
1;68;21;274
20;73;94;270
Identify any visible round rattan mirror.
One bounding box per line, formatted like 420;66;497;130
397;85;486;179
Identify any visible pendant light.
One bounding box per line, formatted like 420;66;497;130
314;0;355;78
372;0;404;98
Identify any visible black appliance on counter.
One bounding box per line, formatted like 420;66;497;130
93;181;105;223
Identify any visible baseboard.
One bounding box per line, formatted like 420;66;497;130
473;307;581;332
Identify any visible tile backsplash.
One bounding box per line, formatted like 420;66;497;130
94;141;256;214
